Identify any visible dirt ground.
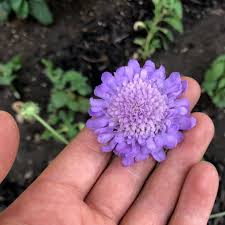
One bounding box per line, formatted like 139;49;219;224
0;0;225;224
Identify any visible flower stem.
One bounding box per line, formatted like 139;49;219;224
209;211;225;219
143;5;164;58
33;113;69;145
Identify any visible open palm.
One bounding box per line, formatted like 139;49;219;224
0;77;219;225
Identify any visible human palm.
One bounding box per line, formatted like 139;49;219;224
0;77;219;225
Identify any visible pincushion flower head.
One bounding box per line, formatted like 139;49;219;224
86;59;196;166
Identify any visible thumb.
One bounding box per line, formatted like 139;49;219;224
0;111;19;183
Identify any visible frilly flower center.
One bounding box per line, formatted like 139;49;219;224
107;77;168;140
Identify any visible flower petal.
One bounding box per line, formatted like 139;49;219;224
101;138;117;152
164;72;183;97
125;66;134;81
114;67;129;85
178;116;196;130
86;117;108;129
135;152;149;161
151;149;166;162
122;156;135;166
94;84;111;99
88;109;104;117
150;65;166;80
146;137;157;150
97;133;114;144
163;133;178;149
140;69;148;80
128;59;141;74
172;98;190;108
182;80;188;92
101;72;117;90
95;127;112;134
143;59;155;73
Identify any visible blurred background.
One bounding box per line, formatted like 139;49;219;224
0;0;225;224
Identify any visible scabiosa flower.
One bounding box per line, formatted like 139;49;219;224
86;59;196;166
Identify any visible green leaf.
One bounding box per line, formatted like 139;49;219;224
205;61;225;82
173;1;183;19
0;75;15;85
67;101;79;112
75;97;90;113
10;0;29;19
164;17;183;33
63;71;91;95
203;53;225;108
159;28;174;42
133;38;146;47
202;80;217;96
66;97;89;113
145;20;153;30
42;59;63;85
48;114;59;125
41;130;54;140
29;0;53;25
8;55;22;71
10;0;24;11
0;55;22;86
152;0;160;5
216;54;225;62
218;77;225;89
41;58;53;69
213;89;225;108
159;34;169;50
51;91;68;109
0;1;11;22
150;38;161;49
66;125;77;139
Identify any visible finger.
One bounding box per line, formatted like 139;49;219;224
169;161;219;225
0;111;19;183
85;77;200;223
180;76;201;107
121;113;214;225
38;128;112;198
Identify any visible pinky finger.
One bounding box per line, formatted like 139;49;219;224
169;161;219;225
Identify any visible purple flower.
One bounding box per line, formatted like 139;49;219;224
86;59;196;166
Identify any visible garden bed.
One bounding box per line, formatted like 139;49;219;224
0;0;225;224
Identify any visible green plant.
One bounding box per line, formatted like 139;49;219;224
202;54;225;108
0;55;21;98
14;101;69;144
41;59;91;141
134;0;183;59
0;0;53;25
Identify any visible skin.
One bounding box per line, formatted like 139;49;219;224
0;77;219;225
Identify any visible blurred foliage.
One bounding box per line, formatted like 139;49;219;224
134;0;183;59
0;55;21;86
203;54;225;108
41;59;91;141
0;0;53;25
0;55;21;98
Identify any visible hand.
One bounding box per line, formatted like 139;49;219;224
0;77;219;225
